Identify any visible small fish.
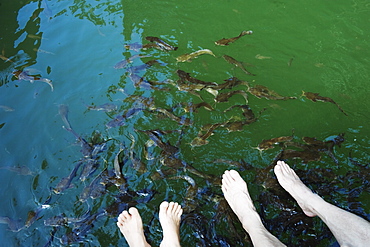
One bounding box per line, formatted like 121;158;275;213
0;105;15;112
13;70;53;91
211;77;250;90
215;30;253;46
113;54;149;69
53;162;83;194
137;129;179;155
0;54;13;63
86;103;117;112
222;55;256;76
215;90;249;104
248;84;296;100
145;36;178;51
128;134;147;173
0;216;24;232
288;57;294;67
176;49;216;62
0;166;34;175
42;0;53;19
255;54;272;59
176;70;217;87
58;104;72;130
150;107;192;126
280;149;321;163
33;48;55;55
190;123;222;147
302;91;348;116
79;159;99;181
183;102;214;113
224;104;256;122
256;132;294;152
124;42;144;51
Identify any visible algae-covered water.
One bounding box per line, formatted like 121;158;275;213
0;0;370;246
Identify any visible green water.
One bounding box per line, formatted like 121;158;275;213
0;0;369;246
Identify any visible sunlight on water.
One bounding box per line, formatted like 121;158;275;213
0;0;369;246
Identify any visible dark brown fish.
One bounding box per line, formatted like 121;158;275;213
137;129;179;156
150;107;192;126
248;85;296;100
183;102;214;113
215;30;253;46
302;91;348;116
145;36;178;51
211;77;250;90
222;55;256;76
280;149;321;163
257;131;295;151
176;70;218;87
190;123;222;147
215;90;249;104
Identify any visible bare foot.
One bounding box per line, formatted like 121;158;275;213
274;160;317;217
221;170;263;230
158;201;182;247
117;207;151;247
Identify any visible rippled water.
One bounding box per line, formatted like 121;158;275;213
1;0;369;246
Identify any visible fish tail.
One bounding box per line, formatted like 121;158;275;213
240;30;253;36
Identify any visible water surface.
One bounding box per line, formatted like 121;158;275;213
0;0;369;246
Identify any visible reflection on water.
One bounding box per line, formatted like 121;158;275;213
0;0;370;246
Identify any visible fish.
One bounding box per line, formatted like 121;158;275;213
183;102;214;113
176;49;216;62
124;42;144;51
0;105;15;112
0;49;13;63
302;91;348;116
42;0;53;19
127;60;160;73
215;30;253;46
248;84;296;100
53;162;83;194
33;48;55;55
79;159;99;181
215;90;249;104
145;36;178;51
137;129;179;156
59;105;94;157
255;54;272;59
256;131;295;152
223;104;256;122
113;54;149;69
222;55;256;76
106;107;145;129
128;134;147;173
211;77;250;90
13;70;53;91
176;70;218;87
190;123;222;147
58;104;72;130
0;216;24;232
0;166;34;176
279;149;321;163
85;103;117;112
150;107;192;126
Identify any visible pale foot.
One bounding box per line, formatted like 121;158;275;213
158;201;182;247
274;160;317;217
221;170;263;230
117;207;151;247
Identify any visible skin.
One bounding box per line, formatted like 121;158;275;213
117;201;182;247
222;161;370;247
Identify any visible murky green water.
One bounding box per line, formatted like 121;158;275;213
1;0;370;246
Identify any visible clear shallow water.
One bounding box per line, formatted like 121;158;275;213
0;0;369;246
